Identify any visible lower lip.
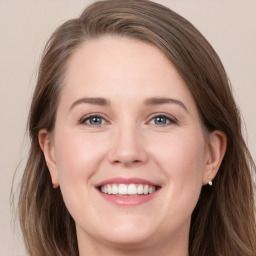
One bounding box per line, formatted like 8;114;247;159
97;189;160;206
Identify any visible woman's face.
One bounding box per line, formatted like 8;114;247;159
42;36;218;252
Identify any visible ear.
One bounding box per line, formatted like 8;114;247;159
38;129;59;188
203;130;227;185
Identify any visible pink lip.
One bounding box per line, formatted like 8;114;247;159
95;177;161;206
97;191;160;206
95;177;159;187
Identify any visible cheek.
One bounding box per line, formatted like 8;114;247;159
52;129;108;219
151;130;207;189
53;129;105;186
149;131;207;226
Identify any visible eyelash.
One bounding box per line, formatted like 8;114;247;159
79;113;108;127
147;113;178;126
78;113;178;127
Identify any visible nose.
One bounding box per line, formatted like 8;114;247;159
108;125;148;167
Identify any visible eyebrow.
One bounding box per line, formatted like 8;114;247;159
144;97;188;113
69;97;110;111
69;96;188;113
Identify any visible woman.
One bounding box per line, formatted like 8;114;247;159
18;0;256;255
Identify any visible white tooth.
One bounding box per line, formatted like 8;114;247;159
149;186;155;194
128;184;137;195
111;184;118;194
144;185;149;194
119;184;127;195
101;184;156;195
107;184;112;194
137;184;144;194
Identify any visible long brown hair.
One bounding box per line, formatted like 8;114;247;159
18;1;256;255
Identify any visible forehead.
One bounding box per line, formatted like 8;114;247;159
60;36;197;112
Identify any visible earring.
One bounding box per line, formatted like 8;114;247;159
208;177;213;186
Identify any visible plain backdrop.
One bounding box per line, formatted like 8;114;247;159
0;1;255;255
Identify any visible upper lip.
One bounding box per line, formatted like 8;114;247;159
95;177;161;187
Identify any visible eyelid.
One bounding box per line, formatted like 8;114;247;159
147;112;178;125
78;113;110;126
78;112;177;127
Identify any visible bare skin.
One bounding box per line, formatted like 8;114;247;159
39;36;226;256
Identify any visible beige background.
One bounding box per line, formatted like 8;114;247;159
0;1;255;255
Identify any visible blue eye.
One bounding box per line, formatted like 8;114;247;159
154;116;168;125
149;115;176;126
82;115;106;126
88;116;103;125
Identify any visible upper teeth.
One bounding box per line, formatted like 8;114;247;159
100;184;156;195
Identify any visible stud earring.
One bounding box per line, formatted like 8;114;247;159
208;177;213;186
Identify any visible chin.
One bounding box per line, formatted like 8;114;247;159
99;228;154;248
80;217;157;248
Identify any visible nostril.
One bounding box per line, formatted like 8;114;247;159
132;160;142;164
111;159;142;166
112;160;121;165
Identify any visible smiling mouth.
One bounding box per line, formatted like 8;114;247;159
98;184;161;196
